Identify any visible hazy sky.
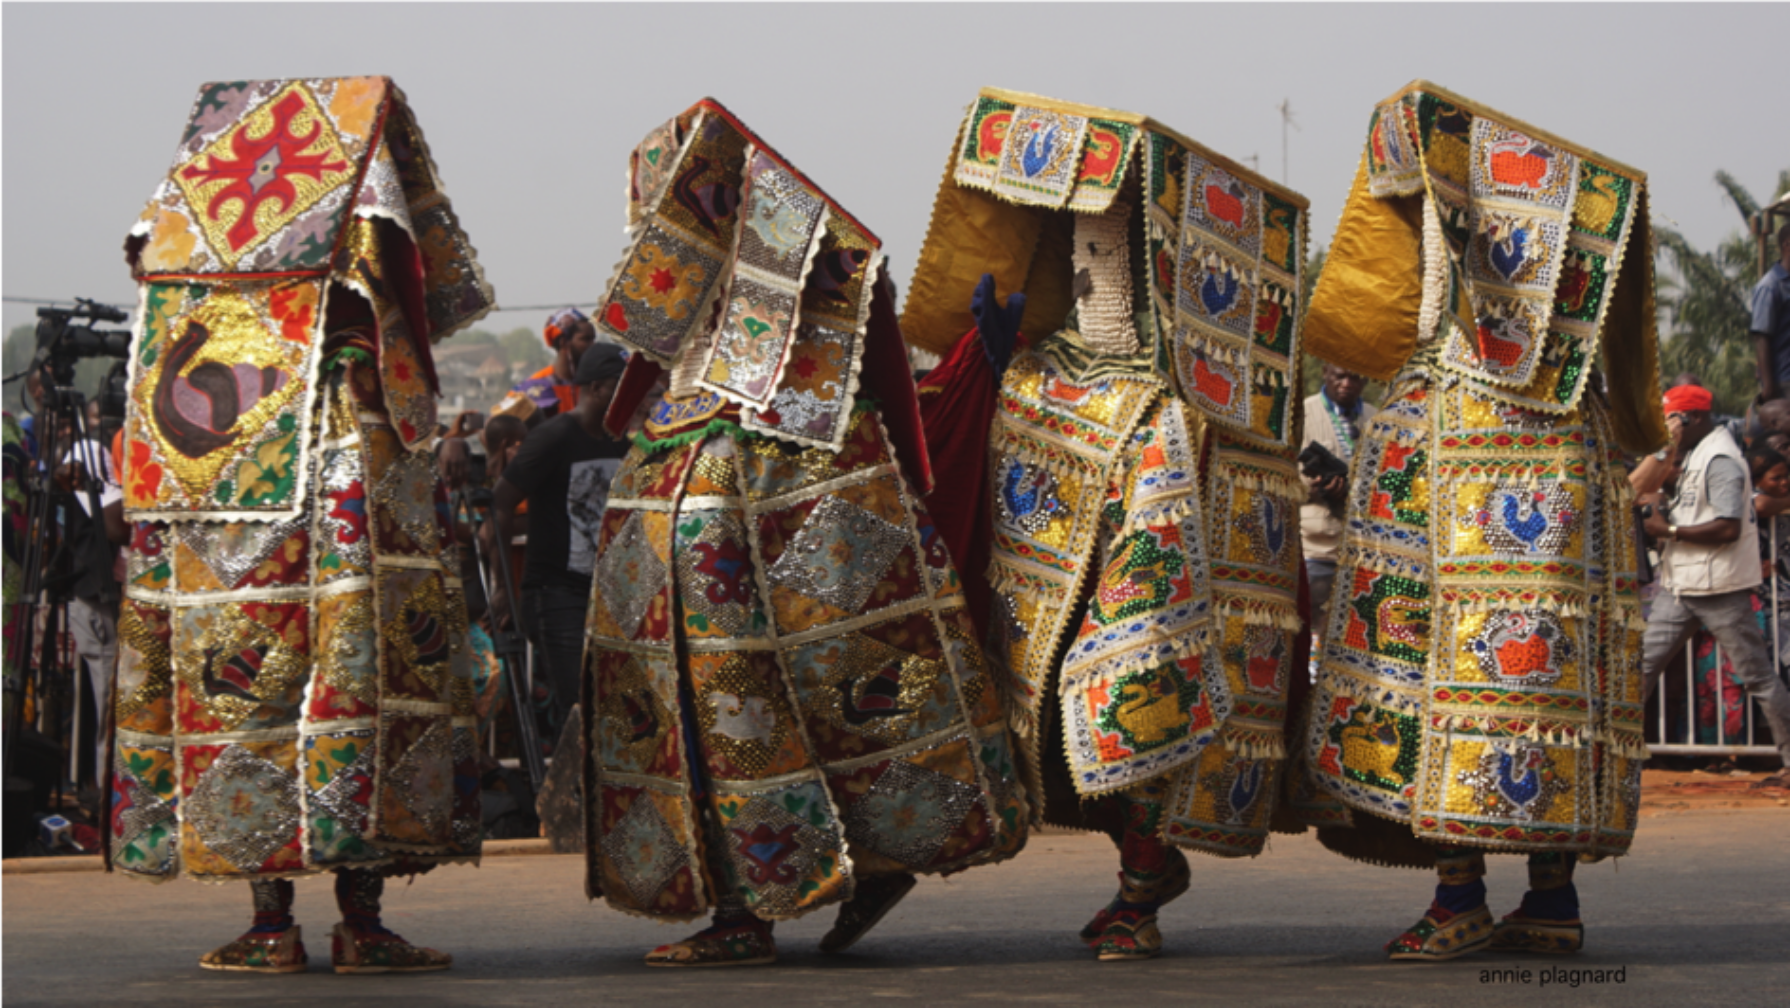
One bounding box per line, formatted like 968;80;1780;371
4;2;1784;346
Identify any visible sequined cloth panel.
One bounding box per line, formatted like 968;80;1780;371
1302;377;1644;858
584;409;1024;923
112;370;479;881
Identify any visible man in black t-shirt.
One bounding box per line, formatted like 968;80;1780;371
492;343;629;741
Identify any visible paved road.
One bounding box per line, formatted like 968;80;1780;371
5;809;1786;1007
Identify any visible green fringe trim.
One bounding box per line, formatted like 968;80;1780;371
629;397;882;455
631;417;752;455
324;347;374;373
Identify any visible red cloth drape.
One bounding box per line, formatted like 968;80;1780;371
914;326;1013;636
857;270;933;494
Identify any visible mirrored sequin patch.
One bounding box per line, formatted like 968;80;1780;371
596;511;669;640
767;495;907;613
840;758;981;868
601;793;689;908
186;744;301;871
179;512;308;589
315;447;371;582
388;719;454;839
371;448;441;553
111;746;178;874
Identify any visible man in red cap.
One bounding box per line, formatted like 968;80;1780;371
1640;383;1790;787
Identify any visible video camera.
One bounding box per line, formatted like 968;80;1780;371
32;299;131;418
1298;441;1351;517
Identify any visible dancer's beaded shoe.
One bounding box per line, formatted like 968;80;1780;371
1385;904;1494;961
1487;912;1584;954
644;919;777;967
820;872;916;954
330;923;452;974
199;926;308;973
1092;910;1163;962
1079;847;1190;945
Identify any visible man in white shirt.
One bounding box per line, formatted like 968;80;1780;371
1301;364;1374;643
1640;383;1790;786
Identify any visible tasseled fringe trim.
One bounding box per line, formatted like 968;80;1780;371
1346;550;1429;579
998;437;1108;481
1213;466;1307;501
633;417;749;454
1215;596;1302;630
1190;336;1248;367
1116;496;1200;538
1431;713;1588;748
1598;731;1652;760
1063;629;1211;684
1440;594;1589;618
1220;724;1287;761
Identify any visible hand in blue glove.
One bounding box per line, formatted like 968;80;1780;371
970;273;1026;379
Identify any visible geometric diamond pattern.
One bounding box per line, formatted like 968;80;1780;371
596;511;669;640
185;744;301;872
600;795;688;909
767;495;907;613
840;758;980;869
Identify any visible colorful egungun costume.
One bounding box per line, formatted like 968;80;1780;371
580;99;1026;966
112;77;494;973
1296;81;1665;960
904;88;1311;960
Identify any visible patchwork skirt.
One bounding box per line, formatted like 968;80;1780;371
1299;376;1646;865
582;406;1026;922
109;362;482;881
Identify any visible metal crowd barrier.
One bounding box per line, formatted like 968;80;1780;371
1646;514;1790;757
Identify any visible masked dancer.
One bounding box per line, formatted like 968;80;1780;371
905;88;1312;961
110;77;494;973
579;99;1027;968
1296;80;1664;961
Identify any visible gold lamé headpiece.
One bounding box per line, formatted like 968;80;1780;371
1305;80;1663;451
900;88;1310;448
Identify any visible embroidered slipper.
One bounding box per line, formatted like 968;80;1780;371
1093;910;1163;962
1488;912;1584;954
644;920;776;968
1080;847;1191;945
200;925;308;973
1386;905;1493;961
820;872;916;954
331;923;452;974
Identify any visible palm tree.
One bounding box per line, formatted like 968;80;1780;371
1654;170;1790;413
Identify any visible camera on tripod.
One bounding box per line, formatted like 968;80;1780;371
33;298;131;418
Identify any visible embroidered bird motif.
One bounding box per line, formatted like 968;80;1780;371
1487;225;1530;281
1000;460;1061;532
152;320;290;459
671;155;740;238
407;610;450;667
1257;497;1287;560
204;644;269;701
1494;747;1549;810
1200;267;1241;316
1020;121;1061;178
710;692;775;743
840;665;910;727
1499;491;1550;548
1227;762;1265;823
621;691;659;745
